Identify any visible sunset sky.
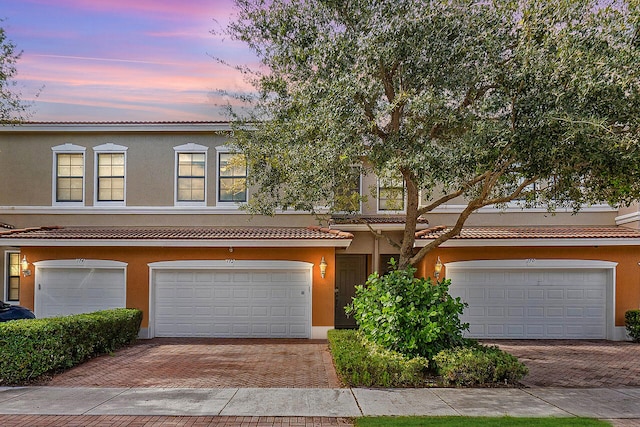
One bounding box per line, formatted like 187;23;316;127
0;0;258;122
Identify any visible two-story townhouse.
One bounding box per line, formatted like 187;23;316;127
1;121;639;340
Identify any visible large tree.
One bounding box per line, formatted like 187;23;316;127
226;0;640;268
0;24;29;124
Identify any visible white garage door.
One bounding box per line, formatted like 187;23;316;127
153;267;311;338
447;263;610;339
36;265;126;318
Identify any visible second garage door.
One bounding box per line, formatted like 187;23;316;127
446;260;613;339
153;266;311;338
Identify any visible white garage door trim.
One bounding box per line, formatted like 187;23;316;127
147;260;314;339
33;259;127;318
445;259;617;340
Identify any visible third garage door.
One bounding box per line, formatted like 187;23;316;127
447;264;609;339
153;267;311;338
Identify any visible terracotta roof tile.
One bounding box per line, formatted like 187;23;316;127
416;226;640;240
0;226;353;240
331;215;429;225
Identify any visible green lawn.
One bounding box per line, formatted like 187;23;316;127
356;416;611;427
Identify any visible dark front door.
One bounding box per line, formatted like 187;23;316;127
335;254;368;329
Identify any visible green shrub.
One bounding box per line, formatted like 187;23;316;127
346;263;468;360
433;345;528;386
328;329;429;387
625;309;640;342
0;308;142;385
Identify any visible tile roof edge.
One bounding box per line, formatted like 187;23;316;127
307;225;354;239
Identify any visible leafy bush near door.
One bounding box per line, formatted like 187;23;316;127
625;309;640;342
346;263;468;360
340;264;528;387
0;308;142;385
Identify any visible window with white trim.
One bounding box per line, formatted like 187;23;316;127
4;251;20;302
52;143;86;205
94;143;127;205
216;147;247;205
174;143;208;205
377;170;406;212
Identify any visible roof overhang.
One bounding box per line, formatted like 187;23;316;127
414;237;640;247
0;238;352;248
0;121;232;133
0;226;353;248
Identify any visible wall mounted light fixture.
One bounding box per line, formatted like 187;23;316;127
21;256;31;277
434;256;443;280
319;256;328;278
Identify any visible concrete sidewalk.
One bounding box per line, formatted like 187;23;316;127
1;386;640;420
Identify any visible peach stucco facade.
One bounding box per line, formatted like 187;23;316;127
2;122;640;340
417;246;640;327
18;246;337;330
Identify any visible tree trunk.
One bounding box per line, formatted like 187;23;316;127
399;172;420;269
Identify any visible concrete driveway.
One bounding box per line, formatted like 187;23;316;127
46;338;342;388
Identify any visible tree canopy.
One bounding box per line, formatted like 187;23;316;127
0;24;29;124
226;0;640;268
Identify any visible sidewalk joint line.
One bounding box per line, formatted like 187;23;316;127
217;387;240;416
431;389;462;416
349;388;364;416
81;386;132;415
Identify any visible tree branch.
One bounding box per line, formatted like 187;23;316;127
417;172;490;215
363;220;402;250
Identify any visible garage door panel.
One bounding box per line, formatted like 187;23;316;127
154;268;310;338
449;267;607;339
38;268;126;318
233;273;250;282
487;307;504;317
508;307;524;317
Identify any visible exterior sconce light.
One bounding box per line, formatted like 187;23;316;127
434;256;443;280
21;256;31;277
319;256;328;279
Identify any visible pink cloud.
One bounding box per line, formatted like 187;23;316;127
16;51;256;121
25;0;237;22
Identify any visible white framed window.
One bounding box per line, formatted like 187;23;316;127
4;251;20;302
216;146;247;207
377;170;406;213
94;143;127;206
52;143;86;206
174;143;208;206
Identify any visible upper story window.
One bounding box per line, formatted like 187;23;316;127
52;143;86;206
334;168;362;213
94;143;127;205
4;251;20;302
216;147;247;205
174;143;208;206
378;170;406;212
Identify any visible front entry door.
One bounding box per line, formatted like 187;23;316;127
335;254;368;329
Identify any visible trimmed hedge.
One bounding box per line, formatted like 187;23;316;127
0;308;142;385
626;309;640;342
433;344;529;387
328;329;430;387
